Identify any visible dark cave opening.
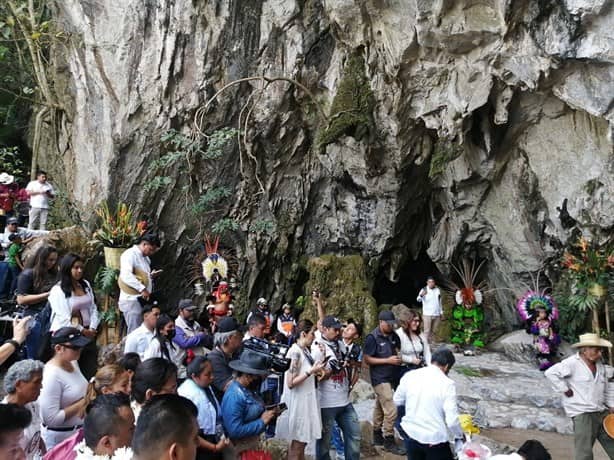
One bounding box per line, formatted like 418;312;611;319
373;250;444;307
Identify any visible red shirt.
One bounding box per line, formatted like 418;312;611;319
0;184;18;212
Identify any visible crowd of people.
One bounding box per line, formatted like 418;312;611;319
0;232;603;460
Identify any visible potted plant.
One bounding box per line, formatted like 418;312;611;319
93;201;146;269
561;237;614;333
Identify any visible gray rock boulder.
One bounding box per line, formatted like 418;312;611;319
489;330;537;363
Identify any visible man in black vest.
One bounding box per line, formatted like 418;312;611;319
364;310;405;455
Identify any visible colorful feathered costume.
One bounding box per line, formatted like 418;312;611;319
517;289;560;370
201;237;232;320
450;260;486;349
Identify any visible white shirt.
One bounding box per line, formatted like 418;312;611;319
118;245;153;303
178;379;220;435
48;281;100;332
396;328;431;365
312;338;350;409
393;365;463;444
545;353;609;418
26;180;54;209
417;286;442;316
38;361;87;428
144;337;186;379
124;323;154;359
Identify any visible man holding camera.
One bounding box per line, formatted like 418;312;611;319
312;315;361;460
364;310;406;455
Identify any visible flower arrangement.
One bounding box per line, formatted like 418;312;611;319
93;201;147;248
561;237;613;290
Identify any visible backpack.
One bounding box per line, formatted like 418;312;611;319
36;301;54;361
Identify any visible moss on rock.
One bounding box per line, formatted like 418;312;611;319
302;254;378;333
428;138;464;179
317;53;375;149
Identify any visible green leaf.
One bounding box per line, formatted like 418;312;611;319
211;218;239;235
94;266;119;295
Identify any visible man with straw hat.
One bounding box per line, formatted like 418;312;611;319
545;333;614;460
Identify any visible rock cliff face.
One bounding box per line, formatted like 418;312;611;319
44;0;613;325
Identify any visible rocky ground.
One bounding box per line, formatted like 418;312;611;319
341;345;610;459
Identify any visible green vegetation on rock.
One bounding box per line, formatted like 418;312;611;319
302;254;378;333
317;53;375;149
428;138;464;179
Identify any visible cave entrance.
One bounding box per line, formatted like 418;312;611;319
373;250;443;307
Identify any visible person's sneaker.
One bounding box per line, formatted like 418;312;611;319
373;429;384;445
383;436;406;456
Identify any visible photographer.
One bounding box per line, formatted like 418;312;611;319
363;311;405;455
312;315;361;460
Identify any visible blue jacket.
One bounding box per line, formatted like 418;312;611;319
221;380;265;440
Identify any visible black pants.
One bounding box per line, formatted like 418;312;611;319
404;438;454;460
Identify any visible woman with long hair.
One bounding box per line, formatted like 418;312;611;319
48;253;99;379
276;319;325;460
394;310;431;438
130;357;178;420
38;327;90;450
15;245;59;359
83;364;131;407
144;314;186;379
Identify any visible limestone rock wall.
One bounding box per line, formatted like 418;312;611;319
44;0;613;325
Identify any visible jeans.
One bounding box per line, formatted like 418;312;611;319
317;404;360;460
332;422;344;455
404;437;454;460
24;313;42;359
7;264;20;297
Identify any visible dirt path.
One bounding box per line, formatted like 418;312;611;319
482;428;609;460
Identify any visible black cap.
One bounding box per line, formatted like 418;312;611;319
8;233;20;241
378;310;397;325
178;299;197;311
322;315;342;329
50;327;91;347
7;217;18;225
217;317;239;333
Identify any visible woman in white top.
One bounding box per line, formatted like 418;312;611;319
38;327;90;450
144;314;186;379
396;310;431;373
48;253;99;379
3;359;46;459
276;319;326;460
394;310;431;439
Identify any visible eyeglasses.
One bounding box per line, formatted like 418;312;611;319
62;344;82;350
411;319;421;323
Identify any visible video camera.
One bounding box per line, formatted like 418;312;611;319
242;337;291;373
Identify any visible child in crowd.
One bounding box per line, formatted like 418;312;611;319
277;303;296;344
6;233;24;297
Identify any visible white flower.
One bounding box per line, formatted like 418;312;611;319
74;440;133;459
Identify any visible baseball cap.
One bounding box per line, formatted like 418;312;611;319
178;299;197;310
378;310;397;325
50;327;91;347
217;317;239;333
322;315;343;329
7;217;18;225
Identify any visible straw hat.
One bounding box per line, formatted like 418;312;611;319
0;172;15;185
571;333;613;348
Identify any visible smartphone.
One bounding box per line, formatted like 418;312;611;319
277;402;287;412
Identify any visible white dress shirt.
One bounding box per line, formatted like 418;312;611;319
545;353;609;418
118;245;153;303
393;365;463;444
417;286;442;316
124;323;155;359
26;180;54;209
